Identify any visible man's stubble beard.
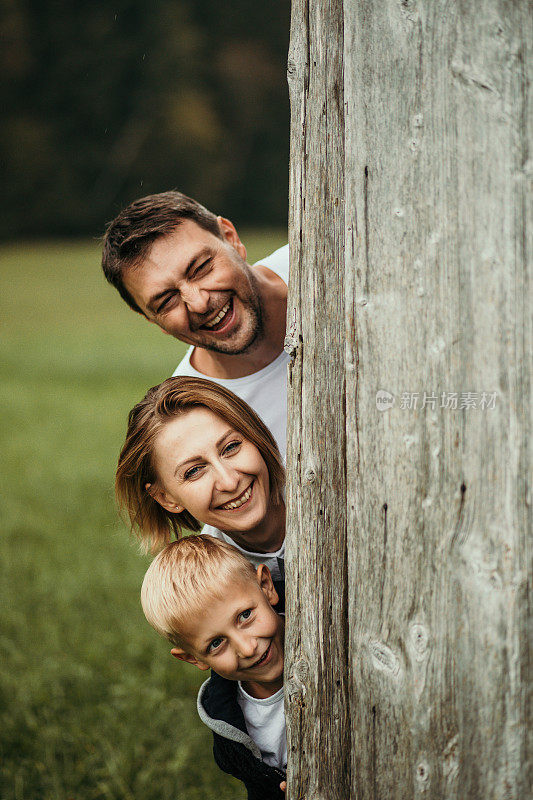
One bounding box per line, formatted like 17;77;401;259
196;267;265;357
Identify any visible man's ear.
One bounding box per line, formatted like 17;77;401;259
217;216;247;261
170;647;210;671
145;482;184;514
256;564;279;607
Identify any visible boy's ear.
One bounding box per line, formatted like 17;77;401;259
217;216;247;261
256;564;279;607
170;647;210;671
145;482;184;514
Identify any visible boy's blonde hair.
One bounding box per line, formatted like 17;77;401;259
141;535;257;649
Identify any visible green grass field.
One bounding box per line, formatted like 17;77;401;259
0;232;286;800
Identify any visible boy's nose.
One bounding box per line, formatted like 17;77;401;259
235;634;258;660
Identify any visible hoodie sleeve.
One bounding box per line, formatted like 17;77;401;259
212;732;286;800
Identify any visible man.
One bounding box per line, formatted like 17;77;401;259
102;191;289;457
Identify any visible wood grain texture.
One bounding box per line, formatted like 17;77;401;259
286;1;350;798
287;0;531;797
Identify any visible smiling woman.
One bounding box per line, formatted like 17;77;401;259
116;376;286;574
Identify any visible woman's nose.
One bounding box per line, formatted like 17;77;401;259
213;463;240;493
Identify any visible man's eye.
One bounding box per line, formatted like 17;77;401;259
157;294;175;313
239;609;252;622
193;259;211;277
184;465;203;480
223;440;241;456
208;637;223;653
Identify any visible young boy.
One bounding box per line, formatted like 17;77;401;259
141;535;287;799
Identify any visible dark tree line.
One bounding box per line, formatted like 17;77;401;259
0;0;290;238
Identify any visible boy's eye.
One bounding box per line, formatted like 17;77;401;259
239;609;252;622
208;637;223;653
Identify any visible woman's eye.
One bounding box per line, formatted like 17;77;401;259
184;465;203;480
223;440;241;456
239;609;252;622
208;637;223;652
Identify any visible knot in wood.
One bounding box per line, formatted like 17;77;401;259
409;622;429;662
415;758;430;788
303;466;317;484
283;307;298;356
368;640;401;678
283;333;298;355
286;58;298;79
442;735;459;781
292;657;309;684
286;657;309;703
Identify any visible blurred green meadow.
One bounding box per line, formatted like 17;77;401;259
0;232;286;800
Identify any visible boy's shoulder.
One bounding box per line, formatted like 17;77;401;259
197;674;286;800
198;670;249;742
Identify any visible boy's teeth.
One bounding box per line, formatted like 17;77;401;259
204;301;230;328
221;484;252;510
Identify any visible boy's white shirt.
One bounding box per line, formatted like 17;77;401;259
236;684;286;770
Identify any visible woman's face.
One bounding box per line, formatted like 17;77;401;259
150;407;271;533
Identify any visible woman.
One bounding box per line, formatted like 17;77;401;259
116;377;286;578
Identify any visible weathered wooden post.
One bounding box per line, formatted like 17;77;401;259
285;2;531;798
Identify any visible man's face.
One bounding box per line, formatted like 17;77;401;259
122;219;263;355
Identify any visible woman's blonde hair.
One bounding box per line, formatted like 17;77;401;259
141;535;257;647
116;376;285;553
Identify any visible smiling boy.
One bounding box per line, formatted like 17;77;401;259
141;535;287;799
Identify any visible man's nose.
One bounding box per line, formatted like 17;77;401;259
181;283;210;314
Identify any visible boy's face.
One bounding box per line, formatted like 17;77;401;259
171;566;284;697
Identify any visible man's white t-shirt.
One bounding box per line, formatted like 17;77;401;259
172;244;290;460
237;683;287;771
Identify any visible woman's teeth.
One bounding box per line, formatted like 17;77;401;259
204;300;230;328
220;483;253;510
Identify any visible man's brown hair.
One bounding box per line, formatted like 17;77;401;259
101;190;222;313
116;376;285;553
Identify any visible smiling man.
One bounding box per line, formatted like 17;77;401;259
102;191;289;457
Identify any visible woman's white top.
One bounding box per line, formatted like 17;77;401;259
237;683;287;770
202;527;285;580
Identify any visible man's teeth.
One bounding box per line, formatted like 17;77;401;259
221;484;252;510
204;301;230;328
